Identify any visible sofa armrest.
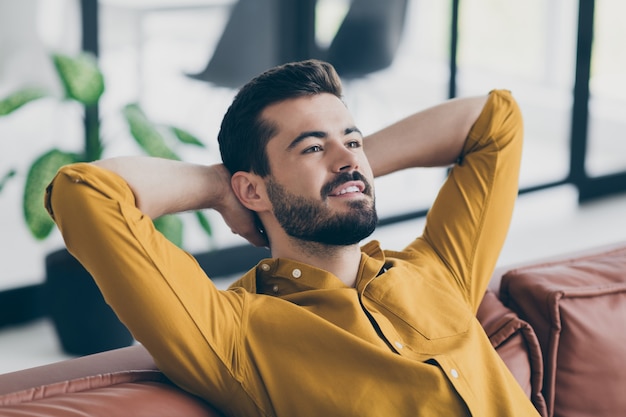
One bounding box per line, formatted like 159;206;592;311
489;240;626;292
0;345;224;417
500;242;626;417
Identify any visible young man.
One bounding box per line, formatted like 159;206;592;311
45;60;539;416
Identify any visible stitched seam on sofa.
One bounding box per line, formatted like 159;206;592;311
557;285;626;297
0;370;165;406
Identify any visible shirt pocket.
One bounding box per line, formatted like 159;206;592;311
365;268;472;340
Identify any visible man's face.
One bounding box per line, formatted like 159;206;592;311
260;93;377;246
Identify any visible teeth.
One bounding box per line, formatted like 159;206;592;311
338;186;360;195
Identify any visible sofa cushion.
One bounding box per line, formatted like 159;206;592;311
500;245;626;417
477;290;547;417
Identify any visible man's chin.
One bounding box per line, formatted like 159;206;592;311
330;196;374;210
315;213;377;246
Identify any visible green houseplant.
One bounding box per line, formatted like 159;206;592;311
0;52;213;354
0;52;213;247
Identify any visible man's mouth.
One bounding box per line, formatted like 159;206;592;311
330;182;365;196
322;171;372;199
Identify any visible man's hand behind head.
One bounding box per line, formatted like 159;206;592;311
213;164;269;248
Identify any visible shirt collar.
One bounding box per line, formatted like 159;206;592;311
228;240;387;296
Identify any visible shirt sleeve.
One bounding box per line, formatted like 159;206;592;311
45;163;244;398
409;90;523;311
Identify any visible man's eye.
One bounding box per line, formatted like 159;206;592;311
304;145;323;153
347;141;361;148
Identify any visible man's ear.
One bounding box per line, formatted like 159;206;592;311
231;172;270;212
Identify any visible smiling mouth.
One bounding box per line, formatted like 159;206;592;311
331;183;364;196
322;172;372;199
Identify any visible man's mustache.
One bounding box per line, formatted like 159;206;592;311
321;171;373;199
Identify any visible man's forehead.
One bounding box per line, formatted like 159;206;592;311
261;94;354;133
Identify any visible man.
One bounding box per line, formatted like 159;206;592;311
45;60;538;416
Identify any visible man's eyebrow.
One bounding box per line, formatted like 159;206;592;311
287;127;363;150
287;131;327;150
346;126;363;136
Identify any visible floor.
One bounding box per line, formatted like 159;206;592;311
1;1;625;375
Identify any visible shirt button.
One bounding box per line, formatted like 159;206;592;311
272;284;279;293
260;263;270;271
291;268;302;278
450;368;459;379
394;341;404;350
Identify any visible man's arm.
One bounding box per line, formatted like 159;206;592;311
364;91;523;310
405;91;523;309
45;161;254;399
92;157;266;246
364;95;488;177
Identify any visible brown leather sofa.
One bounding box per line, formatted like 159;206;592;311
1;242;625;417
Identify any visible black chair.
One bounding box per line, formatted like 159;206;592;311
324;0;409;80
189;0;409;88
187;0;284;89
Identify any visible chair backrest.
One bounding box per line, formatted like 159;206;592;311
325;0;409;78
188;0;282;88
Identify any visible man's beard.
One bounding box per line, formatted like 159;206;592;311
266;171;377;246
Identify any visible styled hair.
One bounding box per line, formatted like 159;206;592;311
217;59;343;177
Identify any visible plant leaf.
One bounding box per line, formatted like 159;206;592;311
171;127;205;147
0;168;17;192
153;214;183;247
0;87;49;116
52;52;104;106
194;211;213;237
23;149;79;240
122;104;180;160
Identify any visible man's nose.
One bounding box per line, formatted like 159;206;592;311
332;144;359;173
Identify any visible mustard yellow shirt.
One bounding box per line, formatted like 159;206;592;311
46;90;539;416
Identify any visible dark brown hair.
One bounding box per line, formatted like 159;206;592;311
217;60;343;177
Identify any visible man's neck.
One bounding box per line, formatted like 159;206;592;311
271;238;362;287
